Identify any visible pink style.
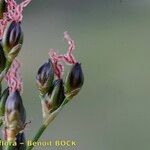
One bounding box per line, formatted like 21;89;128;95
0;0;31;39
49;31;77;79
5;59;23;93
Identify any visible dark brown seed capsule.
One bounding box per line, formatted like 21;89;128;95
2;21;23;54
65;62;84;96
36;59;54;95
5;90;26;126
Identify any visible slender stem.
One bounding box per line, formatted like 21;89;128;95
5;145;13;150
0;61;12;150
5;141;14;150
27;125;47;150
27;98;69;150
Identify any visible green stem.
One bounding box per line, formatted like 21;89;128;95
5;145;13;150
0;60;18;150
27;124;47;150
0;62;11;150
27;98;69;150
5;141;14;150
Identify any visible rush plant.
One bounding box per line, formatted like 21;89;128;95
0;0;84;150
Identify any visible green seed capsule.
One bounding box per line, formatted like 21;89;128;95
48;79;65;112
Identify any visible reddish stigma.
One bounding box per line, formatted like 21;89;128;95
5;59;23;93
0;0;31;39
49;31;77;79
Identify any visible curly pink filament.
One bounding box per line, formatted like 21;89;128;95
0;19;7;39
5;0;31;22
62;31;76;65
5;59;23;93
48;31;77;79
49;50;64;79
0;0;31;38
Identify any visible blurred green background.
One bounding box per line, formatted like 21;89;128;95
16;0;150;149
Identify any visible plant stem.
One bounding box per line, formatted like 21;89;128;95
5;141;14;150
0;61;12;150
5;145;13;150
27;98;69;150
27;124;47;150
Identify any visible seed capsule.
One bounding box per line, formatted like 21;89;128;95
65;63;84;97
5;90;26;141
36;59;54;95
48;79;65;112
5;90;26;123
2;21;23;55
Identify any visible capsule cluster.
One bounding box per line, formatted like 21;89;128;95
36;59;84;118
36;32;84;118
0;0;30;146
0;1;84;150
0;19;25;142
